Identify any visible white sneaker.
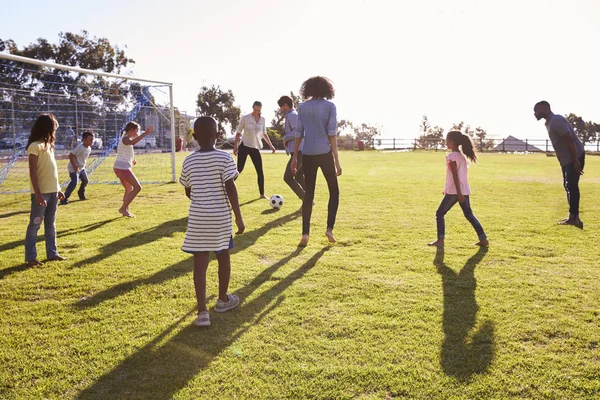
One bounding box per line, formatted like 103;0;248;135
214;294;240;313
194;311;210;327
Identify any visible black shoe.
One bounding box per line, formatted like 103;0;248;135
78;195;87;201
558;218;583;229
60;199;70;205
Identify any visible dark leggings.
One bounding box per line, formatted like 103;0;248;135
562;155;585;217
237;143;265;196
302;151;339;235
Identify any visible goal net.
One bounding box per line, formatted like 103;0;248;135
0;53;177;194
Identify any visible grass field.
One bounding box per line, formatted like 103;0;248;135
1;151;599;399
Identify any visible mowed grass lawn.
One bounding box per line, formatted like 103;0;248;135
1;151;599;399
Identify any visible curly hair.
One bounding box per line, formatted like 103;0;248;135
27;114;58;150
299;76;335;100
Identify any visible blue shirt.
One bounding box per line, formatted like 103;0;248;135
284;109;303;154
293;99;337;156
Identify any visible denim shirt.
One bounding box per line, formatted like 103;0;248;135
292;99;337;156
284;109;303;154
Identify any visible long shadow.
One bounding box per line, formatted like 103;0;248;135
74;211;300;308
0;264;30;280
434;246;494;380
69;218;188;269
0;210;29;219
0;218;121;253
77;246;328;399
240;198;262;207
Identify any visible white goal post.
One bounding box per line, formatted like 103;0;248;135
0;52;177;193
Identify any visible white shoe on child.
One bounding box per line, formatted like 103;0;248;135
214;294;240;313
194;311;210;327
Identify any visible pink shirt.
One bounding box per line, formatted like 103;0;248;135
444;151;471;195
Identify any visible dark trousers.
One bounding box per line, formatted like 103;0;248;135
436;195;486;241
284;152;305;200
302;151;339;235
64;170;89;200
562;155;585;217
237;143;264;196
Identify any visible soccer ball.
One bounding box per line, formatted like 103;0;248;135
270;194;284;209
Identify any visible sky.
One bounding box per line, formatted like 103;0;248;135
1;0;599;139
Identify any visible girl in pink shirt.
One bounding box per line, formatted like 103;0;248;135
428;130;488;247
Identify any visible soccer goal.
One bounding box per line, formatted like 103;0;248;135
0;53;177;194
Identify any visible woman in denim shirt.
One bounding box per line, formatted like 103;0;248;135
292;76;342;246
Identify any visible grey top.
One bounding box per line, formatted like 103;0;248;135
545;113;585;166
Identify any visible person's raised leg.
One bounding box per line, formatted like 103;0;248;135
300;154;319;246
25;194;45;266
319;152;340;242
428;195;457;247
296;151;306;192
248;147;266;198
459;196;489;246
193;252;210;313
120;172;142;217
284;153;305;201
117;176;134;217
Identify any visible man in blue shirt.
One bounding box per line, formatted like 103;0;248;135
278;96;305;203
534;101;585;229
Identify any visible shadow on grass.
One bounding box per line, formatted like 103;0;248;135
434;246;494;380
77;246;328;400
69;218;188;269
0;264;30;280
240;198;262;207
0;210;29;219
0;217;122;275
75;211;300;308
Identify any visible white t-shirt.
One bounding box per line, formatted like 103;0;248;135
114;135;135;170
68;144;92;173
444;151;471;195
236;113;265;150
179;149;239;252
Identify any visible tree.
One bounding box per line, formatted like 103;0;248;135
565;113;598;144
473;126;495;151
417;115;444;149
1;32;137;140
352;122;380;148
196;85;241;137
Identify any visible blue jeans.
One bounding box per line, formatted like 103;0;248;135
436;195;487;241
562;155;585;217
64;169;89;200
25;193;59;261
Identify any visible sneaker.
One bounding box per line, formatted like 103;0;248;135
214;294;240;313
558;218;584;229
78;195;87;201
60;199;70;205
194;311;210;327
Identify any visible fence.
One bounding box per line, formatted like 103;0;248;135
333;137;600;153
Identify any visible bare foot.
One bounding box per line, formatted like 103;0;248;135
427;240;444;247
48;255;68;262
298;234;309;247
27;260;44;267
119;208;134;218
260;194;268;200
475;239;489;247
325;229;336;243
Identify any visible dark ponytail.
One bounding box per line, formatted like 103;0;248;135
447;130;477;163
460;134;477;163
